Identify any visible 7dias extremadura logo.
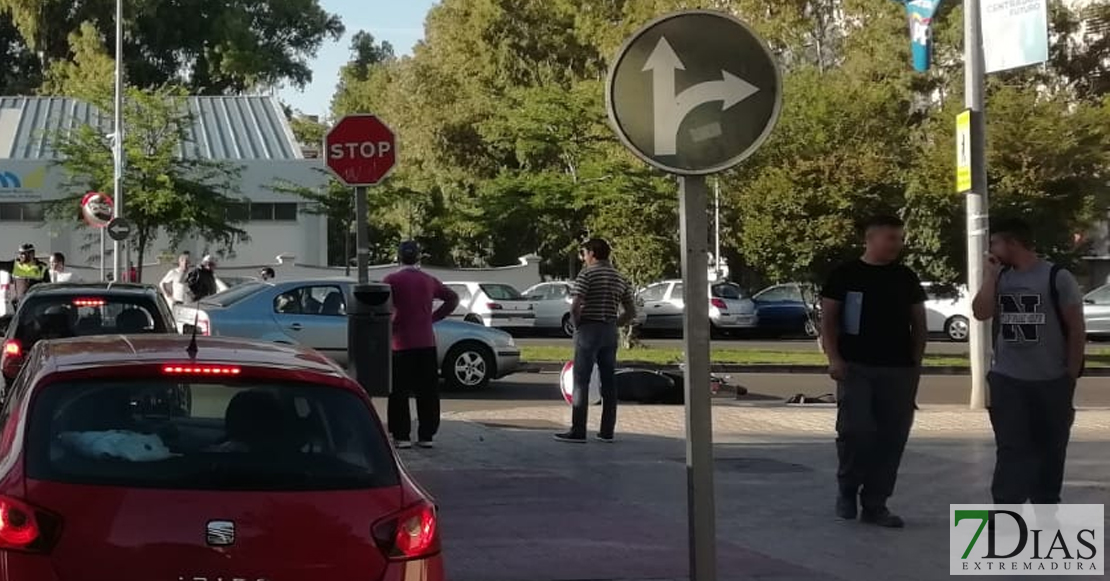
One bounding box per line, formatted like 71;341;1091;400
951;504;1103;576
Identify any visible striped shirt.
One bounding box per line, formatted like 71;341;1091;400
573;261;633;323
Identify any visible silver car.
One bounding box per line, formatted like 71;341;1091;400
523;281;575;337
1083;283;1110;338
172;279;522;390
637;280;757;336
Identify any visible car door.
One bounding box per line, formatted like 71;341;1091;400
637;283;672;330
525;284;560;328
270;284;348;360
753;284;804;330
1083;284;1110;336
446;283;474;319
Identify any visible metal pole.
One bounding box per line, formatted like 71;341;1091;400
100;228;106;281
355;186;369;283
111;0;124;282
965;0;991;409
714;177;721;280
679;176;717;581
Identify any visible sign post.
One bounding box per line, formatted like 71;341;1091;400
606;11;781;580
324;115;398;283
965;0;992;410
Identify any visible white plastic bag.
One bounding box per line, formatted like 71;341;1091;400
58;430;175;462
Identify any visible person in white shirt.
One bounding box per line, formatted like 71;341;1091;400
48;253;76;283
160;252;192;304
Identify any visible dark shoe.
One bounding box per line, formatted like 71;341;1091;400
595;434;615;443
836;494;857;520
860;507;905;528
554;432;587;444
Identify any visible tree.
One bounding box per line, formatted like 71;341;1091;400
0;11;40;94
48;85;248;278
2;0;344;94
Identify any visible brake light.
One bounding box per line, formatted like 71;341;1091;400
162;365;241;375
2;340;19;357
373;502;439;561
72;298;106;307
711;298;727;311
0;496;57;553
486;302;503;310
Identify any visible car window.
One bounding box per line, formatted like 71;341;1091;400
26;378;398;491
638;284;668;302
671;283;684;301
448;284;472;303
480;284;523;300
205;282;267;306
524;284;548;300
14;296;167;347
1085;285;1110;305
551;284;569;299
273;285;346;316
711;283;746;300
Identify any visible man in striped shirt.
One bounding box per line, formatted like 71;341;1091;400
555;238;637;444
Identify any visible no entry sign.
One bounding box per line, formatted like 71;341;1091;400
324;115;397;186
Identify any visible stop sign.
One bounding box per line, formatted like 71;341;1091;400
324;115;397;186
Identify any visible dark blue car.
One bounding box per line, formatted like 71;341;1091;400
752;283;819;337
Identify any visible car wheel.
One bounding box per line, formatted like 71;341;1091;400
945;315;970;342
561;314;575;338
443;342;494;390
463;313;483;325
803;318;819;338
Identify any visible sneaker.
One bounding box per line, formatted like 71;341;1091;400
595;434;615;443
860;507;905;528
836;494;858;520
416;440;434;449
553;432;587;444
394;440;413;450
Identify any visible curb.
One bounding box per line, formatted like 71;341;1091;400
522;361;1110;377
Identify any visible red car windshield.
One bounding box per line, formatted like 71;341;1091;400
25;378;398;491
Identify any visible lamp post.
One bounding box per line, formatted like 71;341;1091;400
111;0;125;282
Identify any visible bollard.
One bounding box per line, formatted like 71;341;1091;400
347;283;392;397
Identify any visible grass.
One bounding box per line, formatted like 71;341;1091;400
520;345;1110;368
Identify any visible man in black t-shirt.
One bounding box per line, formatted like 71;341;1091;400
820;214;927;529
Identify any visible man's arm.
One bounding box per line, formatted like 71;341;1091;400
616;283;637;327
570;270;590;324
1057;270;1087;379
431;283;460;322
972;257;1003;321
910;303;928;365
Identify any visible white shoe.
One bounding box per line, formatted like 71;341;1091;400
416;440;434;449
394;440;413;450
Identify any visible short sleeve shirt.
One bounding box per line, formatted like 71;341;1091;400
573;261;633;323
821;260;927;367
992;261;1082;381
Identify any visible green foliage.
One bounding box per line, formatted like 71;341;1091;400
0;11;40;94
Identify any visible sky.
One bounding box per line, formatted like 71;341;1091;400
277;0;438;117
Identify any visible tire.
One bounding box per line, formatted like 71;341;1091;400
803;318;819;338
463;313;483;325
945;315;970;342
442;342;494;390
561;314;575;338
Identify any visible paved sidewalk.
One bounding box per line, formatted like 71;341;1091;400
401;404;1110;581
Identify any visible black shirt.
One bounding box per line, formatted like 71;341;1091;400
821;260;926;367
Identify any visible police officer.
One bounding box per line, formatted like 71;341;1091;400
0;244;50;305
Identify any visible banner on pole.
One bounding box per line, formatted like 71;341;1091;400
894;0;943;72
982;0;1049;73
956;110;972;193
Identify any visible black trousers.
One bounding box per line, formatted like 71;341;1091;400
835;364;920;509
388;347;440;442
988;372;1076;505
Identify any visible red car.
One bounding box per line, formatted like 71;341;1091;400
0;335;443;581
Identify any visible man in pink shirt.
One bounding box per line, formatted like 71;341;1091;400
382;241;459;449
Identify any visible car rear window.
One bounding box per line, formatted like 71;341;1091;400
14;295;167;345
26;378;399;491
711;284;747;300
480;284;523;300
203;282;267;306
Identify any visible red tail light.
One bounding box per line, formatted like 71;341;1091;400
372;502;440;561
72;298;106;307
0;496;58;553
486;302;503;310
1;340;23;379
711;298;727;310
2;340;19;357
162;365;241;376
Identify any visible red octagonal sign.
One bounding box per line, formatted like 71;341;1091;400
324;114;397;186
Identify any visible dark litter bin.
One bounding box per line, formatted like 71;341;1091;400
347;283;392;397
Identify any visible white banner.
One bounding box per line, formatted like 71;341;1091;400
982;0;1050;73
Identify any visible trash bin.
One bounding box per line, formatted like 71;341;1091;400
347;283;392;397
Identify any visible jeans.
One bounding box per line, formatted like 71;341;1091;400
388;347;440;442
988;372;1076;504
570;321;619;438
835;363;920;509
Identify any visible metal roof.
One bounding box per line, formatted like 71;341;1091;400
0;95;302;160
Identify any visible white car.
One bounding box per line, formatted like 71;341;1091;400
0;270;11;319
523;281;576;336
922;282;971;342
444;281;536;330
637;279;757;336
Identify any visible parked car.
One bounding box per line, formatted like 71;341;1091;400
637;280;757;336
0;269;11;319
0;334;444;579
752;283;819;337
2;282;178;389
1083;283;1110;338
173;279;521;390
444;281;536;330
523;281;575;336
921;282;971;342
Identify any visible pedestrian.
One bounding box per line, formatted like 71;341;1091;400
820;214;927;528
185;255;228;301
383;241;459;449
127;261;138;283
160;252;192;304
971;218;1085;507
48;252;78;283
555;238;637;444
260;267;275;281
0;244;50;305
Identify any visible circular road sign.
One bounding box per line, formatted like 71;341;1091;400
324;114;397;187
606;10;782;176
106;217;133;242
80;191;114;228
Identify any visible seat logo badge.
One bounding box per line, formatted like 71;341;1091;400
206;520;235;546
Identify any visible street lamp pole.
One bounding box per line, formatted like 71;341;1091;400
965;0;992;409
112;0;124;282
714;177;721;280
